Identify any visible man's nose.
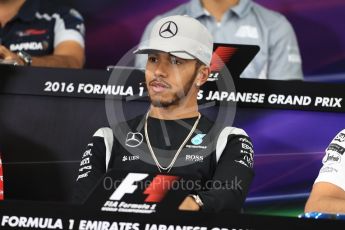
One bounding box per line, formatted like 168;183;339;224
154;61;168;78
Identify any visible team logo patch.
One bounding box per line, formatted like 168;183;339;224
335;133;345;142
125;132;143;147
238;138;254;168
16;29;47;37
159;21;178;38
191;134;206;145
327;143;345;155
9;42;44;51
324;152;341;164
235;25;259;39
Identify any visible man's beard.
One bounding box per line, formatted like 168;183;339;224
150;70;197;108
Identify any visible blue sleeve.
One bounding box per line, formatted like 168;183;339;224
267;16;303;80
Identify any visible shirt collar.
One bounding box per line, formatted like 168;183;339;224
231;0;252;18
188;0;253;19
15;0;40;22
188;0;208;19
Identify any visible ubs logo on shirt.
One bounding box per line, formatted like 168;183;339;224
122;155;140;162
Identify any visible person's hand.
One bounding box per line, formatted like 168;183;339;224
178;196;200;211
0;45;24;65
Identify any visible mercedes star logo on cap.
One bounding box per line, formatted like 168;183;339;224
159;21;178;38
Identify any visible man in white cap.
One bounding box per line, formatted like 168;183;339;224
75;15;254;212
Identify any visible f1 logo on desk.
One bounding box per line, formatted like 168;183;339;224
110;173;179;202
109;173;148;201
102;173;179;214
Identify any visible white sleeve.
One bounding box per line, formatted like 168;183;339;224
315;129;345;191
53;8;85;48
36;8;85;48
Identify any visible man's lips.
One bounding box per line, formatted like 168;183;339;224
149;80;170;93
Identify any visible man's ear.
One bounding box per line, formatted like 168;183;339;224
195;65;210;87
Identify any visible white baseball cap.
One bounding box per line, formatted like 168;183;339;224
134;15;213;66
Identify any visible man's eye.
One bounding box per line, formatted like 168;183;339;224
148;56;157;63
170;57;182;65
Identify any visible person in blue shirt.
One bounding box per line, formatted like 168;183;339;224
136;0;303;80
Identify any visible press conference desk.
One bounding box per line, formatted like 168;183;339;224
0;200;344;230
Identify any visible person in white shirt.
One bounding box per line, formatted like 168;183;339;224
305;130;345;213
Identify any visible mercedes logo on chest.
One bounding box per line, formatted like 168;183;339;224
126;132;143;148
159;21;178;38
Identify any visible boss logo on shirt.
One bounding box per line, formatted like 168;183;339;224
125;132;143;147
334;133;345;143
185;154;203;162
